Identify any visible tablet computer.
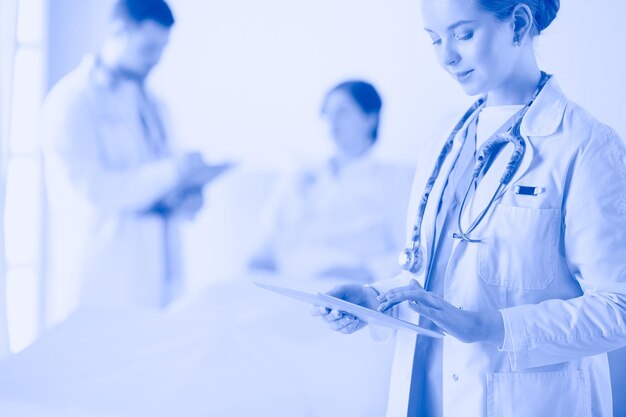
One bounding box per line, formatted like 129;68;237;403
253;280;444;338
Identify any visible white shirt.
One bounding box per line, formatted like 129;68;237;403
410;104;525;416
254;153;414;282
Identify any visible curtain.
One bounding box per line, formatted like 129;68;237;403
0;0;19;357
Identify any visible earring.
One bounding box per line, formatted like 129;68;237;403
513;36;521;46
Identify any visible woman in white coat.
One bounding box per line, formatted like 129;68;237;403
317;0;626;416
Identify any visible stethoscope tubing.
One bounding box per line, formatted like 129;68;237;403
401;72;552;273
409;97;486;252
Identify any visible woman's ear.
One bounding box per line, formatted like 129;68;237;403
366;113;380;141
511;3;534;46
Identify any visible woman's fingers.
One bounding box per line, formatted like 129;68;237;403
338;318;361;334
377;285;443;313
328;314;358;331
373;280;495;344
377;298;403;312
320;309;339;322
310;306;330;317
406;299;443;319
378;280;426;301
377;281;422;299
406;297;473;340
311;305;361;333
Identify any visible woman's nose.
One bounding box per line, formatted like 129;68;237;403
440;41;461;67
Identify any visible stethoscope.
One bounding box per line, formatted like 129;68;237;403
399;72;551;274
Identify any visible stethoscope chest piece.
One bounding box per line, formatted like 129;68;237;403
398;246;425;274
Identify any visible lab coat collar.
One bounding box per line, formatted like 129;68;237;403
81;55;143;92
465;77;568;227
419;112;479;283
79;55;113;90
521;76;568;138
505;76;567;193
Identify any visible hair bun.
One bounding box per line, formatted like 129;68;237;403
534;0;560;33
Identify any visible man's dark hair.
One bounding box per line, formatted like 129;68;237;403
112;0;175;28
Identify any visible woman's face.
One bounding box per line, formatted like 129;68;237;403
421;0;519;96
322;90;377;157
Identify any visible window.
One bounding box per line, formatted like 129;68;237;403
2;0;46;353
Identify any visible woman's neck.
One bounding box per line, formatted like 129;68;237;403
486;53;543;106
330;146;371;175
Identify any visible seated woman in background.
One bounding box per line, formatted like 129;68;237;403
249;80;414;283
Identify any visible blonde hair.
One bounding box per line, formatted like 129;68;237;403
475;0;559;34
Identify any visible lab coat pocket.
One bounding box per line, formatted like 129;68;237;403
486;371;590;417
478;204;559;290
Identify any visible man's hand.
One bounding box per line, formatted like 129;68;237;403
150;186;204;219
173;187;204;219
177;152;233;189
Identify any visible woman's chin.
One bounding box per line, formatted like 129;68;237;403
458;82;484;97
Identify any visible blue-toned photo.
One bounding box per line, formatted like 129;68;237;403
0;0;625;416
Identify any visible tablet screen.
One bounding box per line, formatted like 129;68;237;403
253;280;444;338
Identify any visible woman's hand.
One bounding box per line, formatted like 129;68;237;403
311;284;380;334
377;279;505;345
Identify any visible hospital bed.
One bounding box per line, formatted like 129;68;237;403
0;279;395;417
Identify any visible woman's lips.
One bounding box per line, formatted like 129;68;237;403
454;69;474;82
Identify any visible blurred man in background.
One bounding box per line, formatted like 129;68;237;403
41;0;229;312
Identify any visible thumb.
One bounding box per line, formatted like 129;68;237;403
410;279;422;288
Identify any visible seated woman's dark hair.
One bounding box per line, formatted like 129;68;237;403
323;80;383;142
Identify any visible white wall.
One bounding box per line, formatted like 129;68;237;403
44;0;626;304
152;0;458;166
46;0;115;90
45;0;626;163
150;0;626;167
40;1;626;413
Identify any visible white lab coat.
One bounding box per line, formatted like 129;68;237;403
42;57;182;311
373;77;626;417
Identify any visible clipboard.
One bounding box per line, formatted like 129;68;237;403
253;280;444;338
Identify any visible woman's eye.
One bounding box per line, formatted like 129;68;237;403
431;38;442;46
455;32;473;41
